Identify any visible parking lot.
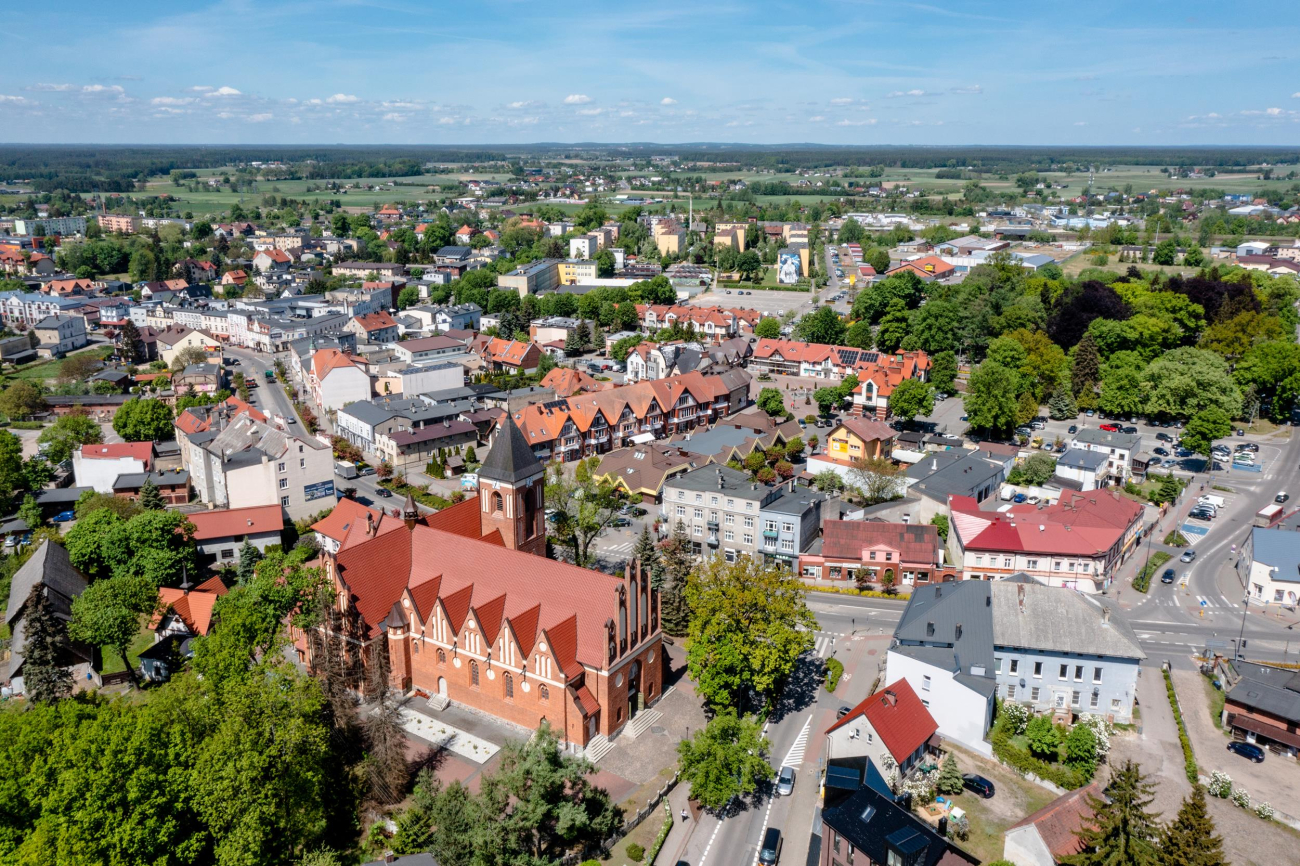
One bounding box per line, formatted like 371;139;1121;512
690;287;821;320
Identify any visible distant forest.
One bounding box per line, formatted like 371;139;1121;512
1;144;1297;193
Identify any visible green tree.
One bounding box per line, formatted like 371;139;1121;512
19;580;73;703
929;350;958;393
37;411;103;464
1182;407;1233;465
1144;347;1241;420
963;361;1020;432
69;573;155;687
594;248;616;277
1098;352;1147;417
685;555;816;711
17;493;43;530
843;320;874;349
887;378;934;423
1152;238;1177;266
536;351;557;377
1156;785;1227;866
0;380;47;419
929;513;949;543
813;469;844;493
1048;385;1078;420
113;398;175;441
1182;246;1205;268
237;539;264;584
795;305;846;345
847;456;903;505
757;387;786;417
137;477;165;511
1065;723;1098;776
813;386;843;415
544;459;620;568
391;775;478;864
937;754;963;796
874;299;910;352
1071;332;1102;397
632;527;661;586
1061;760;1160;866
117;319;146;363
677;712;774;812
754;317;781;339
1025;714;1061;760
866;247;890;274
657;520;694;635
1012;452;1057;486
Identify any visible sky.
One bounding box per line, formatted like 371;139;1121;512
2;0;1299;146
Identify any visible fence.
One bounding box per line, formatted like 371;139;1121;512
561;772;680;865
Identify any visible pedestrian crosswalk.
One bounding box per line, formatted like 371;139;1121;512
602;541;634;556
781;716;812;768
812;634;835;658
1195;595;1240;609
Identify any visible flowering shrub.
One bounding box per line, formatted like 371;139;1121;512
1231;788;1251;809
1000;702;1030;735
1208;772;1233;799
900;767;939;805
1076;713;1113;758
1256;801;1274;820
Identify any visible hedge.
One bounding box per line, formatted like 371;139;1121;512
9;420;43;430
1133;551;1171;593
990;717;1085;790
1164;668;1199;785
825;657;844;693
809;585;911;602
644;803;673;865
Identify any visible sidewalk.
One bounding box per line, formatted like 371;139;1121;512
655;784;697;866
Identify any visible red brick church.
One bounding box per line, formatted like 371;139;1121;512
299;418;663;751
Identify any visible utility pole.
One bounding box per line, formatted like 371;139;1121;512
1236;594;1251;660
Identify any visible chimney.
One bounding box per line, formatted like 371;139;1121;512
1101;605;1111;627
1017;583;1026;613
366;512;375;537
955;623;963;641
931;458;937;471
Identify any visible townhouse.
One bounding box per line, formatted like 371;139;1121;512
473;336;542;374
0;291;89;327
799;520;954;588
309;349;372;412
751;339;930;389
347;311;400;345
1068;427;1141;485
510;369;751;462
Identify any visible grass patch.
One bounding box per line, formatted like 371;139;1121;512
1212;484;1233;493
1164;530;1189;547
380;477;453;510
1202;672;1227;732
1133;551;1172;593
6;345;113;382
98;617;156;676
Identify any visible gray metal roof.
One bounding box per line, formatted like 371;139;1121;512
1071;428;1141;452
1056;448;1108;470
893;581;996;686
1249;527;1300;584
339;400;398;427
478;416;544;484
908;452;1004;500
763;485;825;516
991;582;1144;660
665;464;767;499
1227;661;1300;724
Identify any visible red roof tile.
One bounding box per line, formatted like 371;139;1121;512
825;679;937;764
186;504;283;540
78;442;153;469
311;498;381;544
1008;782;1101;860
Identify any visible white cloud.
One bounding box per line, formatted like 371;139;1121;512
564;93;591;104
326;93;359;104
808;115;826;122
836;118;877;126
1292;92;1300;98
950;85;982;94
577;107;603;115
151;96;195;106
0;95;28;104
188;85;215;92
204;86;241;97
437;116;458;124
246;112;272;122
1074;121;1087;126
382;112;406;122
307;98;324;105
81;84;125;95
885;89;926;98
830;97;854;105
1266;106;1283;115
660;97;677;105
29;83;74;92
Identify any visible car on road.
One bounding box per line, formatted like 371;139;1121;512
1277;492;1290;504
1153;447;1169;456
776;766;796;796
1068;425;1078;434
1180;549;1197;563
962;774;995;798
612;517;631;528
836;705;853;719
52;510;75;523
1156;432;1173;442
1227;741;1265;763
725;289;732;294
1161;568;1176;584
1236;429;1245;436
759;827;783;865
376;487;392;498
1121;425;1138;435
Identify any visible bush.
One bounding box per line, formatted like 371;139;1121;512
1231;788;1251;809
825;657;844;693
644;802;674;865
1208;771;1232;798
990;715;1085;790
809;585;911;601
1256;801;1274;820
1163;668;1199;785
1025;715;1061;760
625;842;645;862
1133;551;1172;593
10;420;43;429
999;701;1029;735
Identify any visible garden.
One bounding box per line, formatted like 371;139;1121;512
989;702;1115;790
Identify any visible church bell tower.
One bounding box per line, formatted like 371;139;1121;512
477;416;547;557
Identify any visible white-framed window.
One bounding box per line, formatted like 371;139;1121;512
693;525;702;536
743;534;753;546
995;657;1003;673
780;538;794;552
782;522;794;534
1007;684;1016;699
280;496;290;507
676;505;685;516
1026;558;1039;570
724;530;734;541
744;516;754;528
922;675;931;691
1054;561;1062;571
1071;690;1081;707
1075;665;1084;682
764;520;777;532
1111;698;1122;710
1031;686;1041;701
694;493;702;503
677;490;685;501
694;508;703;519
279;478;288;489
746;502;754;511
725;514;734;525
1090;691;1100;709
1093;667;1103;684
1009;659;1019;674
1059;664;1068;680
726;499;734;508
710;495;718;505
277;462;286;473
1034;661;1043;678
1003;557;1012;568
975;555;984;566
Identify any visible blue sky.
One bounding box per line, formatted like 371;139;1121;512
3;0;1299;145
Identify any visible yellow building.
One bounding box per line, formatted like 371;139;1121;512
715;222;748;250
655;225;686;256
825;417;897;464
557;260;599;285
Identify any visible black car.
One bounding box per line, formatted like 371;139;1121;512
1156;432;1173;442
962;774;995;799
1189;509;1214;521
1121;425;1138;435
1161;568;1176;584
759;827;783;865
1068;425;1078;434
1227;741;1265;763
1153;447;1169;456
376;487;393;498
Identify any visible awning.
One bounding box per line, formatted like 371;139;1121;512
630;432;655;445
1228;713;1300;749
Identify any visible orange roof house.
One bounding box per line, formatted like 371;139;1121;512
152;577;229;637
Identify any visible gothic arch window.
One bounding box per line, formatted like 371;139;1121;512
539;683;549;701
470;660;480;687
437;648;446;665
492;491;504;513
504;672;514;699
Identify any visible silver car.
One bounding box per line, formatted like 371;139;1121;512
776;766;795;796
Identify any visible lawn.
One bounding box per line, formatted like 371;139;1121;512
6;344;114;382
1133;551;1173;592
1201;672;1228;732
940;744;1060;864
99;617;157;676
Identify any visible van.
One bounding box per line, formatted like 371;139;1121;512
1199;495;1225;509
759;827;782;865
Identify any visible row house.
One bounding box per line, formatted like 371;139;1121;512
512;369;751;462
0;249;54;276
634;304;760;343
0;291;89;327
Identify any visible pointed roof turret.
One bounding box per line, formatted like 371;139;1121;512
402;492;419;528
478;416;544;485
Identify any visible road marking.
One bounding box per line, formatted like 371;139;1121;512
782;715;813;768
698;814;726;866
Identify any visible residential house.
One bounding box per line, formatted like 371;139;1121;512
112;469;190;505
173;363;224;395
311;498;381;555
474;337;542;374
156;326;219;368
142;576;229;681
72;442;154;494
2;541;99;697
392;335;465;365
851;352;933;418
903;452;1007;525
539;367;609;398
252;248;292;273
32;315;88;358
799;520;954;588
220;269;249;290
187;504;285;567
806;417;898;482
294;422;665;750
758;483;833;568
1221;661;1300;757
949;491;1143;592
1003;783;1102;866
347;311;400;345
1237;526;1300;607
593;444;710;503
376;418;479;474
310;349;373;412
1068;428;1141;484
1053;449;1109;492
823;680;940;776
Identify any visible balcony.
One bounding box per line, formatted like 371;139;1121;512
762;528;779;538
706;518;719;529
707;535;720;547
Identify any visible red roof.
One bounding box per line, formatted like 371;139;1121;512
78;442;153;469
311;498;381;544
153;580;228;636
825;679;937;764
353;311;398;332
311;348;362;381
257;248;291;263
174;396;265;436
1008;782;1101;861
186;504;283;540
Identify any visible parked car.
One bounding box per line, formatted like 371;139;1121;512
1180;549;1197;562
1236;429;1246;436
52;510;75;523
1085;409;1095;416
1013;493;1028;503
1068;425;1078;434
1227;741;1265;763
1100;423;1120;432
1121;425;1138;435
1188;509;1214;521
612;517;631;528
1156;432;1173;442
1161;568;1176;584
962;774;995;799
836;705;853;719
759;827;783;865
1153;447;1169;456
1238;442;1260;452
776;766;796;796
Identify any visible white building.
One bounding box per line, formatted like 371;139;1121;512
1238;526;1300;607
1052;448;1109;492
308;348;372;412
1067;428;1141;484
33;315;88;358
72;443;154;494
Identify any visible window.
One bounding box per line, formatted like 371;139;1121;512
694;508;703;519
1277;589;1287;602
504;673;514;699
1074;665;1084;682
1081;563;1091;573
437;649;446;665
725;514;734;525
744;516;754;528
1007;684;1016;699
1026;558;1039;570
220;548;235;560
676;491;684;501
975;555;984;567
280;496;290;507
299;458;305;469
746;502;754;511
413;642;419;654
693;525;702;536
277;462;286;473
1071;690;1081;707
1090;691;1100;709
492;491;504;512
710;495;718;505
1031;686;1041;701
1111;698;1121;710
1003;557;1012;568
539;684;549;701
1009;659;1019;674
1068;561;1076;572
743;534;753;546
694;494;702;503
869;551;877;561
782;522;794;534
781;539;794;552
470;661;479;687
1059;664;1068;680
995;657;1003;673
1033;661;1043;678
727;499;734;508
676;505;685;516
922;675;931;692
724;530;734;541
279;478;288;489
765;520;777;532
1053;561;1062;571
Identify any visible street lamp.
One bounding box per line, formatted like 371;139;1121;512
1236;593;1251;660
